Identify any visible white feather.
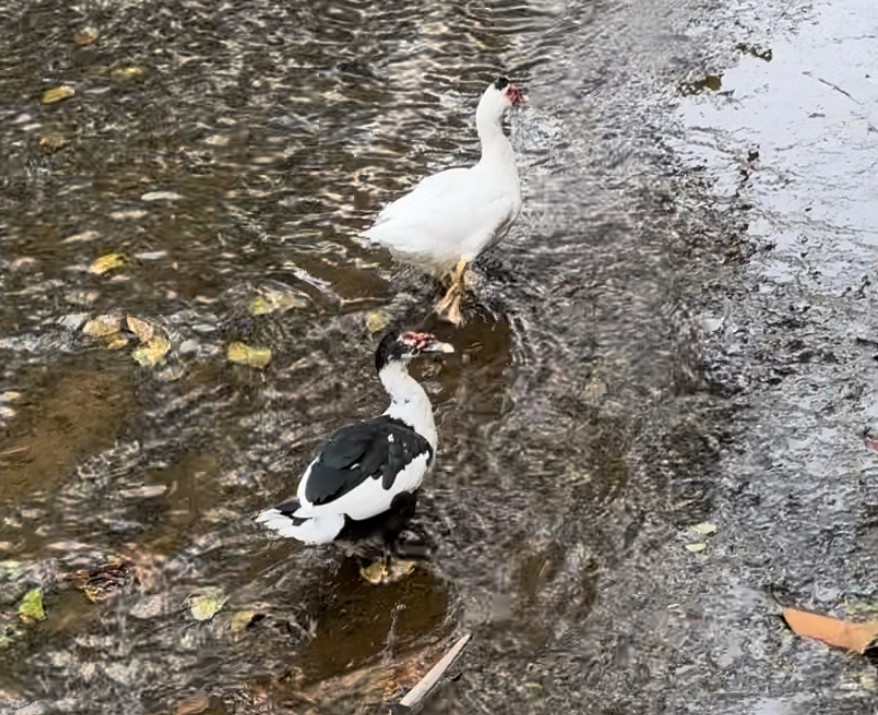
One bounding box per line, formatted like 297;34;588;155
362;80;522;270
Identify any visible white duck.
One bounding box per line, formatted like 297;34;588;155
363;76;525;325
256;331;454;577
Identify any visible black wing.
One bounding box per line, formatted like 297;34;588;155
304;416;433;506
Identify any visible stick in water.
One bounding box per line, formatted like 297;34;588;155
397;632;472;710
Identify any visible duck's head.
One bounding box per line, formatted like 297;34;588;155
375;330;455;371
477;76;526;122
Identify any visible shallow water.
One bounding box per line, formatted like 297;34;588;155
1;0;876;712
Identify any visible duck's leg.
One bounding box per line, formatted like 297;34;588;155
434;259;469;324
443;291;464;326
360;492;421;585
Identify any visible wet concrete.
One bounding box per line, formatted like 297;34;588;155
0;0;876;712
664;1;878;711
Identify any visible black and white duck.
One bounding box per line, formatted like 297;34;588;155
256;330;454;579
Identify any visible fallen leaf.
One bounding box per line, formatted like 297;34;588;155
365;309;391;335
126;316;155;342
782;607;878;654
690;522;718;536
90;253;125;275
230;610;256;632
248;296;274;316
187;588;227;621
82;313;122;337
132;335;171;366
105;334;130;350
360;559;416;585
110;66;146;82
17;587;46;624
227;342;271;368
248;289;306;316
72;28;98;46
41;86;75;105
39;133;68;153
685;543;707;553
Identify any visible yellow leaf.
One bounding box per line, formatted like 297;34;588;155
365;309;391;335
685;543;707;553
90;253;125;275
783;607;878;654
132;335;171;367
248;296;272;316
17;587;46;624
105;334;130;351
82;314;121;337
126;316;154;342
248;289;306;316
41;86;75;105
229;610;256;632
227;342;271;368
187;589;227;621
110;66;146;82
690;522;718;536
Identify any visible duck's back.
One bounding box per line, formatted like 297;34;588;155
364;165;518;268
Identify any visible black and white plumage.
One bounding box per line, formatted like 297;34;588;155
256;330;454;547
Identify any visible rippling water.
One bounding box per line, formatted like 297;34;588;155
0;0;794;712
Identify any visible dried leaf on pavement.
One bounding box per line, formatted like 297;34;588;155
227;342;271;368
82;313;122;337
782;607;878;654
41;86;75;104
132;335;171;366
90;253;125;275
126;316;155;342
17;587;46;624
187;588;228;621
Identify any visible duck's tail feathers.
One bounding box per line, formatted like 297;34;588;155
255;499;345;545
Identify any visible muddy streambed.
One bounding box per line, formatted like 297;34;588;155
1;0;876;713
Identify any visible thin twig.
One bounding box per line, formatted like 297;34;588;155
395;632;471;711
804;72;862;105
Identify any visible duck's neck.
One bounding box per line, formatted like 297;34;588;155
476;107;514;169
379;362;437;449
